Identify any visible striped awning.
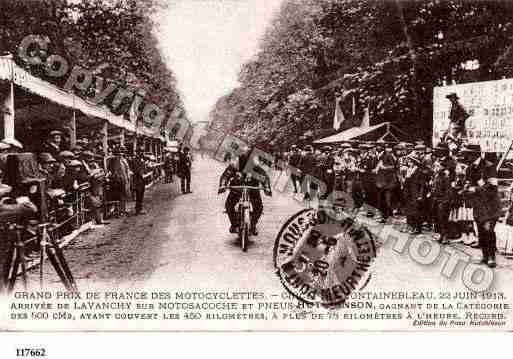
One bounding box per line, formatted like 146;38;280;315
0;56;161;139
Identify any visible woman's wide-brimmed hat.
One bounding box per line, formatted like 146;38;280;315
406;153;423;166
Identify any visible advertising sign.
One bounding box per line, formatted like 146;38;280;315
433;79;513;152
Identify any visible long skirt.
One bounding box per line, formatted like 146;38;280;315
449;203;475;236
449;204;474;222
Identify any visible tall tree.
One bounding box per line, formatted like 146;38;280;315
0;0;185;129
208;0;513;148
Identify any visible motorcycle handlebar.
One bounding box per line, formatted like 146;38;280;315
220;186;264;191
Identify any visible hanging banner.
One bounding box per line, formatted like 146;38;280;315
433;78;513;153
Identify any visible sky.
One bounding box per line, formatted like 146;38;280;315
156;0;284;123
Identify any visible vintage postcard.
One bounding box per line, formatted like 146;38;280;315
0;0;512;332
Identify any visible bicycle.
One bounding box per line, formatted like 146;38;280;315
219;185;265;252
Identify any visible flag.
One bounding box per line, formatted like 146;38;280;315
129;90;144;124
360;105;370;128
333;96;345;130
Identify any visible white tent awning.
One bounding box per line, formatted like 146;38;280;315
0;57;161;139
314;123;388;144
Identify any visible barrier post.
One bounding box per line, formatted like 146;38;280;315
497;139;513;172
102;121;108;155
1;81;15;142
68;110;77;148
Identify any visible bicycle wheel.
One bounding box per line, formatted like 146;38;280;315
241;223;249;252
241;207;251;252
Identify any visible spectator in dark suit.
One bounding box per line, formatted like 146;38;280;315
41;130;64;159
164;153;176;183
431;152;453;244
177;147;192;194
403;154;427;234
375;142;398;222
468;153;501;268
300;145;315;201
446;92;470;141
360;142;378;216
106;146;131;216
288;145;302;193
131;147;147;215
38;152;59;188
81;151;109;224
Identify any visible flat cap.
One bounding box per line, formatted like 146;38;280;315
49;129;63;136
39;152;56;163
58;150;76;159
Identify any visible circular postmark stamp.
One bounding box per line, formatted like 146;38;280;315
273;207;376;307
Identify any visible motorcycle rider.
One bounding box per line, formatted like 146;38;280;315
218;147;272;236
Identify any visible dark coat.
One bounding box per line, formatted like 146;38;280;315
471;162;501;223
41;142;61;160
107;156;131;198
288;152;302;168
318;153;335;180
131;155;146;187
431;170;452;202
62;167;84;193
313;153;330;181
361;151;378;173
300;153;316;175
176;152;192;177
375;152;398;189
449;101;470;128
472;183;501;223
403;166;427;217
360;152;378;186
164;156;175;172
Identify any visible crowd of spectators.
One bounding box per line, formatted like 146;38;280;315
0;128;167;258
279;137;503;268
